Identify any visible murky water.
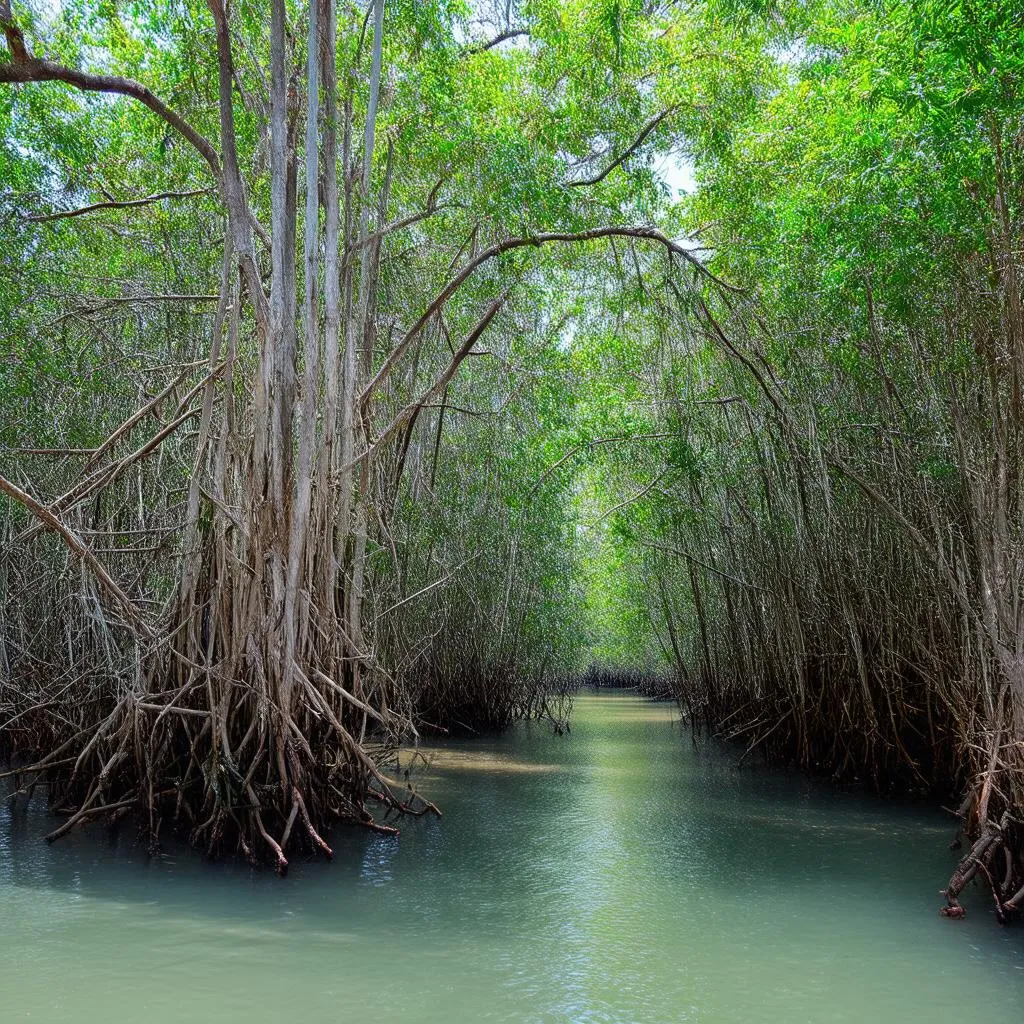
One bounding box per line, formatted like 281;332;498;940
1;692;1022;1022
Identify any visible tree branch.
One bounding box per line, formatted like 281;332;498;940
345;176;446;262
1;10;264;247
0;473;155;637
361;224;739;405
530;433;675;496
568;105;681;189
462;28;529;56
0;59;221;181
25;189;214;223
351;292;509;470
1;0;29;63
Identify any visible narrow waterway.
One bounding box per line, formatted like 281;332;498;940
1;691;1022;1022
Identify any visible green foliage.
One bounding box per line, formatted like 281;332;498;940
5;0;1019;720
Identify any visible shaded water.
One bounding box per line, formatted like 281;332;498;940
2;692;1022;1022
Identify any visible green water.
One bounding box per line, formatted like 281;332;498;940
1;692;1022;1022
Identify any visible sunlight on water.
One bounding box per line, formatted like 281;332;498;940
398;746;563;775
1;692;1022;1022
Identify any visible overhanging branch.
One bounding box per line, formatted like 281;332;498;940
1;6;222;182
361;225;740;405
25;189;214;223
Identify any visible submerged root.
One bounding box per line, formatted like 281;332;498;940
675;648;1024;926
942;797;1024;923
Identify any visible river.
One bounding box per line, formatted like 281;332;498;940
1;691;1022;1021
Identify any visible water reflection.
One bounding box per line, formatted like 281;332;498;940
1;692;1022;1023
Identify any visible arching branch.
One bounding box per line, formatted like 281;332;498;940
1;7;222;184
361;224;740;405
24;189;214;223
350;291;509;471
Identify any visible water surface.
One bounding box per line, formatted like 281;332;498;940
2;692;1022;1022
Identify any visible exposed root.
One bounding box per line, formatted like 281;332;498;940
942;800;1024;923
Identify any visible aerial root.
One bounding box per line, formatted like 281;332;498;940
942;800;1024;923
293;786;334;860
8;642;435;870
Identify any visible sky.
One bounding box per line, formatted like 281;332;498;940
654;153;697;199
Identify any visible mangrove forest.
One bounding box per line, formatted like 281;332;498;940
2;0;1024;1018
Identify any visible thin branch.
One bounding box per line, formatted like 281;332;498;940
24;189;213;223
42;294;221;332
639;538;770;593
530;433;675;496
362;225;740;406
589;470;667;525
462;28;529;55
0;473;155;637
351;292;509;469
7;447;97;456
370;556;480;623
73;293;219;308
347;175;446;253
568;104;681;189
